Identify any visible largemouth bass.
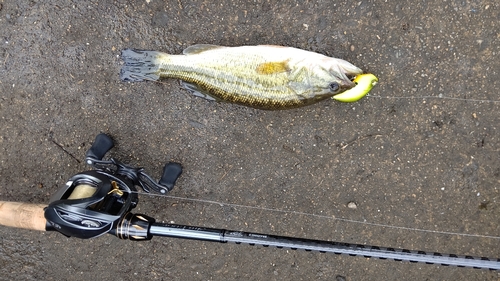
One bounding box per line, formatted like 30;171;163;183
120;45;364;110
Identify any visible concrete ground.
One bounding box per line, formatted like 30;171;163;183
0;0;499;280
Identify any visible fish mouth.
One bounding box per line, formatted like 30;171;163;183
333;63;363;90
338;74;359;91
339;81;356;93
338;61;363;78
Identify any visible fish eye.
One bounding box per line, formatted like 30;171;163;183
329;82;340;93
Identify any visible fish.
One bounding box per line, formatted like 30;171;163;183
120;44;364;110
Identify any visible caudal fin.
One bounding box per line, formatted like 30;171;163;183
120;49;164;82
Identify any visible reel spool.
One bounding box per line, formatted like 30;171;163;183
67;184;98;200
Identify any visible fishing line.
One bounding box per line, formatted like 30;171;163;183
368;95;500;103
129;96;500;240
150;78;500;104
89;95;499;244
132;191;500;241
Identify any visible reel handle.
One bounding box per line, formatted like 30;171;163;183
159;162;182;192
85;133;114;162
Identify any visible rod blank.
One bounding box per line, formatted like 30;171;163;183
150;223;500;270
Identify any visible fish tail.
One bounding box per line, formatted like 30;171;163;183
120;49;167;82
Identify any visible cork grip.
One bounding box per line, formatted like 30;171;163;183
0;201;47;231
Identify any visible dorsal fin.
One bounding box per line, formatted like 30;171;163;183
183;44;225;55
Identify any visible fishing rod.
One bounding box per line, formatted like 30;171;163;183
0;133;498;270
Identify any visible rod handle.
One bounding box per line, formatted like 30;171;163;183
0;201;47;231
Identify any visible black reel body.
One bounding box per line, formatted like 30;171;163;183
45;170;137;239
44;134;182;239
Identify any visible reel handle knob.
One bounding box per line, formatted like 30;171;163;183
86;133;114;161
159;162;182;192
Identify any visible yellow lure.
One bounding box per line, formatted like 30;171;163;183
332;73;378;102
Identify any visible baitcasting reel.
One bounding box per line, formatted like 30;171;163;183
44;133;182;239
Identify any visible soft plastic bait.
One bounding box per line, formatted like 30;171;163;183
332;73;378;102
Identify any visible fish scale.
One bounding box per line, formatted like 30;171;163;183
133;50;300;101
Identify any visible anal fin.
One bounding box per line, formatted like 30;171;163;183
180;81;219;101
